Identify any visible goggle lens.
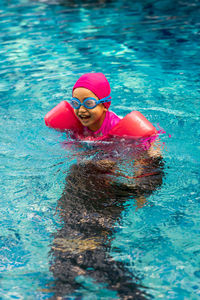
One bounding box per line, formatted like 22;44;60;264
71;99;80;109
84;99;96;108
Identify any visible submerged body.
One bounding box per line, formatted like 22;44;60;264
50;141;164;299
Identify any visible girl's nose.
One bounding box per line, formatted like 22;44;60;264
78;104;87;113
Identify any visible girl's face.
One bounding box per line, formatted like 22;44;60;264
72;87;107;131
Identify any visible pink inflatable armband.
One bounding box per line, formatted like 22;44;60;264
108;111;157;138
44;101;82;133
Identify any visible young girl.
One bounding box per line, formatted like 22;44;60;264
50;75;164;299
70;73;121;137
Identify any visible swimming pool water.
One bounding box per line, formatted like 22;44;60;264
0;0;200;299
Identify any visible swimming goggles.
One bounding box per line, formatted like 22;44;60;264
70;95;111;109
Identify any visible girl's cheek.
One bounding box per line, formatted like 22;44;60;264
74;109;78;116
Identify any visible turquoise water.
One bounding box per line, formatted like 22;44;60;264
0;0;200;299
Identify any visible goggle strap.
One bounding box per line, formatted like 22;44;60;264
99;95;112;103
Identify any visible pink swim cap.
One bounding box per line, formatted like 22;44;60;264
72;73;111;109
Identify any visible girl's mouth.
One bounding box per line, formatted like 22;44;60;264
78;115;90;120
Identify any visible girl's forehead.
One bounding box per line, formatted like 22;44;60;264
73;87;98;99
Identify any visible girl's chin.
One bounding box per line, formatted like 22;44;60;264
79;117;91;126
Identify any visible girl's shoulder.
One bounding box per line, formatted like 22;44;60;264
106;110;121;128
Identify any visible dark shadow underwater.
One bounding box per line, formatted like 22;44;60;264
48;139;165;299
